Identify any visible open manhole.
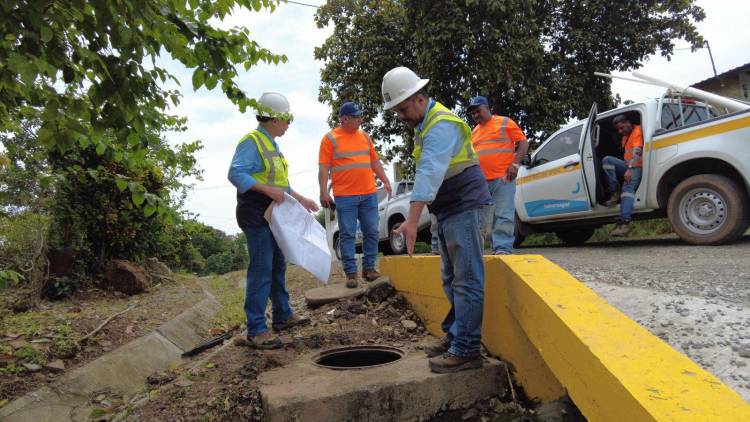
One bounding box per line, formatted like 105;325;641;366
312;345;406;370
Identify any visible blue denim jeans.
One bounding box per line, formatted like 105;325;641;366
243;225;293;336
602;156;643;222
430;213;439;253
482;178;516;254
335;193;379;274
437;208;485;357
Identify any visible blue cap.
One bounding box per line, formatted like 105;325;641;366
338;101;364;117
468;96;489;110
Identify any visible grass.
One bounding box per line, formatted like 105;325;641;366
204;272;245;331
522;218;675;247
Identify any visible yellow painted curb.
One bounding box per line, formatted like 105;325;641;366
381;255;750;421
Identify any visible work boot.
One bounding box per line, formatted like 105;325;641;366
345;272;358;288
272;314;311;332
247;332;282;350
423;339;450;358
362;268;381;282
428;352;483;374
604;188;620;207
611;222;631;237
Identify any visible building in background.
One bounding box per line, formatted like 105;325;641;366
693;62;750;101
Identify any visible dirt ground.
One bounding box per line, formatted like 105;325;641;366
0;275;204;405
124;265;538;421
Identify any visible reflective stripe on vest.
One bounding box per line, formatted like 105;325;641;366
413;102;478;179
325;131;373;173
238;130;289;188
622;125;643;168
472;116;515;155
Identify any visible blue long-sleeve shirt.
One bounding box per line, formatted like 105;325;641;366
410;99;465;203
228;125;292;194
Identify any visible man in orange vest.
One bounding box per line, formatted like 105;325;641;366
319;102;392;288
603;115;643;236
467;96;529;254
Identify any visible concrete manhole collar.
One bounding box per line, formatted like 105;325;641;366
312;345;406;370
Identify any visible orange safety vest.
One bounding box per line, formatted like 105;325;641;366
622;125;643;168
471;115;524;180
323;127;377;196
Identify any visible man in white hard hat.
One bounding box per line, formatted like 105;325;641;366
228;92;318;349
383;67;492;373
318;101;392;288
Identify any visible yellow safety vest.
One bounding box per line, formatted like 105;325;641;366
413;101;478;179
238;129;289;188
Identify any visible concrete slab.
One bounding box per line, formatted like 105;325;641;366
259;349;508;422
157;298;220;352
305;277;391;307
0;286;222;422
0;332;183;422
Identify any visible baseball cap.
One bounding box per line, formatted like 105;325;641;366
338;101;364;117
467;96;489;110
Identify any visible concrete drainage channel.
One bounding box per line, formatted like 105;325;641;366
258;344;510;421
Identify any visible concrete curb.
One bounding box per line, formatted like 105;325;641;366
381;255;750;421
0;287;221;422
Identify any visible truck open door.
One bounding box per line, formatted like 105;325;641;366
579;103;599;207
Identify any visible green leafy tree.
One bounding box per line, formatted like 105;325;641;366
314;0;704;167
1;0;286;213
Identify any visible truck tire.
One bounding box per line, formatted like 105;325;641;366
333;235;342;261
388;222;407;255
555;226;595;245
667;174;750;245
513;213;525;248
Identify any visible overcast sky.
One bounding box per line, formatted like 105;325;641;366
165;0;750;235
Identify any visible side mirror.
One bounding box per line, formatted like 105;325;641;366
654;128;666;135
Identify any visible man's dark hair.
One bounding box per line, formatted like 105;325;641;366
612;115;630;125
256;115;272;123
412;88;429;100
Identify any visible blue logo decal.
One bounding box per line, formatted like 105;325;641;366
571;182;580;194
524;199;589;217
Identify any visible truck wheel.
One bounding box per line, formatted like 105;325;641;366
333;235;342;260
513;213;525;248
389;222;406;255
555;227;595;245
667;174;750;245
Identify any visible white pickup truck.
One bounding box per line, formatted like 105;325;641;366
514;92;750;246
325;180;432;258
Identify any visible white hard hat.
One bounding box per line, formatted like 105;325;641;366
381;67;429;110
257;92;293;120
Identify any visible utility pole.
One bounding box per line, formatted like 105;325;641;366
704;40;718;78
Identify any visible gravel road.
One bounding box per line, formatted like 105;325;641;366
522;235;750;402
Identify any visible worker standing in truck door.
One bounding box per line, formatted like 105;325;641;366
318;101;392;288
467;96;529;255
228;92;317;349
383;67;492;373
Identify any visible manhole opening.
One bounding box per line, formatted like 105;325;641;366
312;345;405;370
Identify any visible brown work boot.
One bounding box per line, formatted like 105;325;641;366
362;268;381;282
272;314;311;332
423;339;450;358
247;332;282;350
428;352;483;374
611;222;631;237
604;189;620;207
345;272;358;288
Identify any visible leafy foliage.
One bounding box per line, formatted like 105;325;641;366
1;1;279;288
314;0;705;166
